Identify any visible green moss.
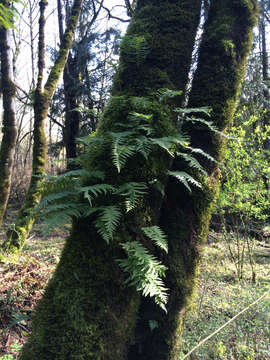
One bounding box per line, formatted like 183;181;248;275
128;1;258;359
19;219;140;360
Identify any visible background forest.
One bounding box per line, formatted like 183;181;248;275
0;0;269;359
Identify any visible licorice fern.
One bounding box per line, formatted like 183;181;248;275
36;89;219;311
142;225;168;253
118;241;168;311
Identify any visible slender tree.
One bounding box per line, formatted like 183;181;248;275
1;0;83;259
0;0;17;227
18;0;258;359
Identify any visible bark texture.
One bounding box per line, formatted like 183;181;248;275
140;1;258;359
1;0;83;259
18;1;196;359
0;4;17;228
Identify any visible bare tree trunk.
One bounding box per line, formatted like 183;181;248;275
1;0;83;259
0;1;17;228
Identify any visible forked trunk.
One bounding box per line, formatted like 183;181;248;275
18;0;200;358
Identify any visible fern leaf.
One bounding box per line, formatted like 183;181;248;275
78;184;116;206
190;147;217;163
142;226;168;253
130;96;152;110
174;106;211;116
95;205;122;243
111;132;136;172
118;241;168;311
76;135;105;146
168;170;202;192
116;182;147;212
150;137;175;156
177;152;207;175
158;88;182;104
39;190;75;208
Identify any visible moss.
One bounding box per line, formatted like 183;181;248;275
128;1;258;359
19;1;202;358
19;219;141;360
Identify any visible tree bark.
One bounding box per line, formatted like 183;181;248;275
0;1;17;228
1;0;83;259
140;1;258;359
18;0;196;358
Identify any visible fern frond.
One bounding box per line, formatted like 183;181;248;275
77;135;105;146
174;106;211;116
133;136;152;159
116;182;147;212
151;135;190;156
128;112;152;122
130;96;152;110
111;132;136;172
185;116;227;139
190;147;217;163
41;204;86;235
78;184;116;206
95;205;122;243
38;191;76;210
150;137;175;156
142;226;168;253
177;152;207;175
118;241;168;312
158;88;182;104
168;170;202;192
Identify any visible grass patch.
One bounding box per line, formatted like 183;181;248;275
180;232;270;360
0;211;269;359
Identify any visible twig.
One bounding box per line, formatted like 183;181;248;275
181;288;270;360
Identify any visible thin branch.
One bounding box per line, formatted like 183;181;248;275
181;289;270;360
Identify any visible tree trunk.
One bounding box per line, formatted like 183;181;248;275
18;1;197;358
63;53;81;168
18;0;258;359
0;2;17;228
135;1;258;359
1;0;83;259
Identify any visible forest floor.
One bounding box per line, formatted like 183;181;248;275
0;203;269;360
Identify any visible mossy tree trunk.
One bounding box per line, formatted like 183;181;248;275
132;1;258;359
18;1;201;359
18;0;258;359
1;0;83;260
0;1;17;228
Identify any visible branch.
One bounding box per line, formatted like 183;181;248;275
96;0;130;23
43;0;83;100
181;289;270;360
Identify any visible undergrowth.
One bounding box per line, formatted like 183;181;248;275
0;209;269;359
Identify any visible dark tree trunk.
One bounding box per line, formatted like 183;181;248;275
63;53;81;168
0;1;17;229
